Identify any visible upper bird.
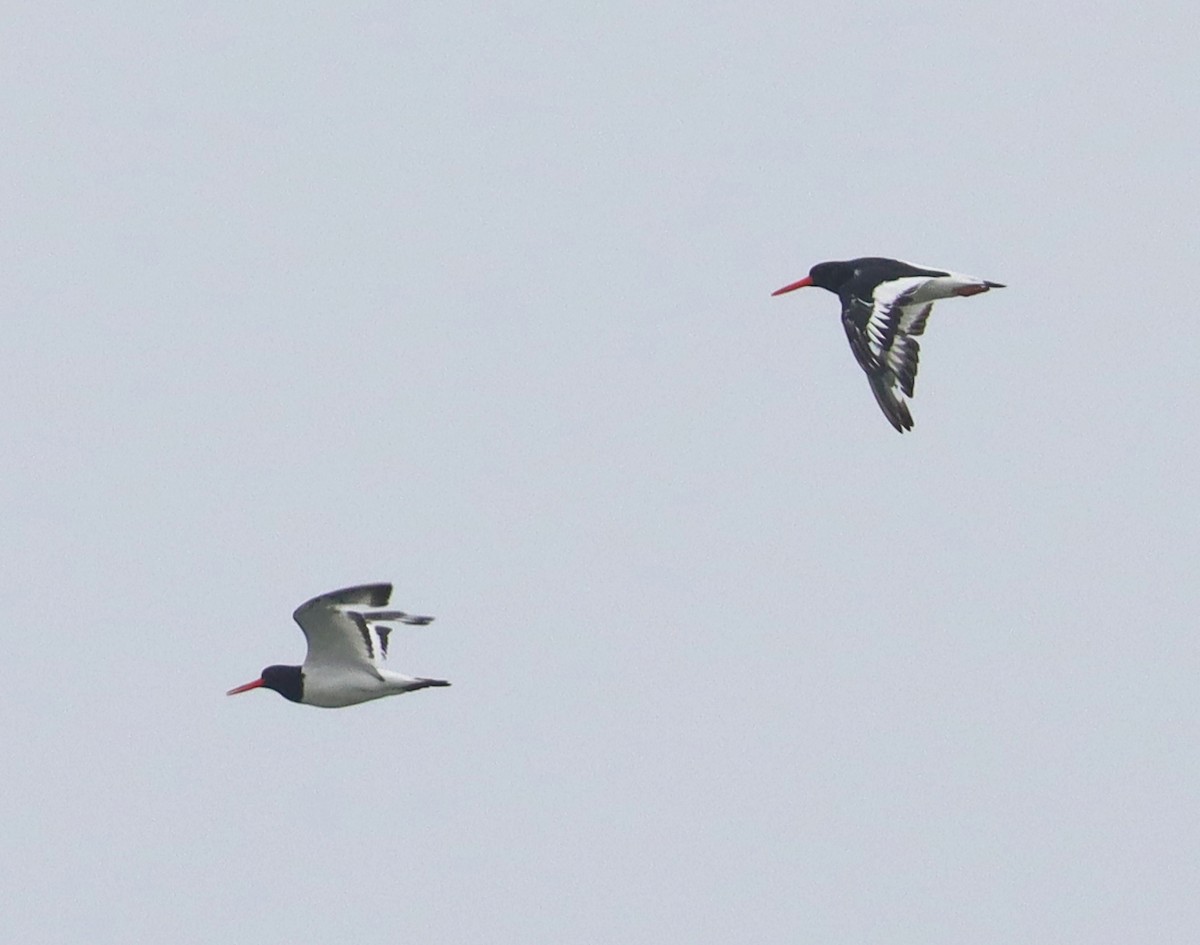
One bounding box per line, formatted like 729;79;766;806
227;583;450;708
771;257;1004;432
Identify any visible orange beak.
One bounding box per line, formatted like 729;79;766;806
771;275;814;296
226;678;265;696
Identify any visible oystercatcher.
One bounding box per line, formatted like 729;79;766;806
226;583;450;708
772;257;1004;432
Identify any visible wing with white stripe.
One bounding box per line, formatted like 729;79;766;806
293;583;391;673
841;279;934;432
292;583;435;672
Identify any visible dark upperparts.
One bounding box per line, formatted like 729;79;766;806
261;664;305;703
809;258;948;295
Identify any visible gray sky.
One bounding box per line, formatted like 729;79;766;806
3;1;1198;942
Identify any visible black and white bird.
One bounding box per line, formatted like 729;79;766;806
772;257;1004;432
227;583;450;708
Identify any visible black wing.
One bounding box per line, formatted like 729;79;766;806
840;288;932;433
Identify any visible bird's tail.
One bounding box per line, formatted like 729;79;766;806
409;677;451;691
954;279;1006;297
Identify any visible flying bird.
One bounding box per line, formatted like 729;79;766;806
227;583;450;708
772;257;1004;432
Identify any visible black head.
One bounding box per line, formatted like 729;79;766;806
806;260;857;293
771;259;857;297
226;664;304;703
261;665;304;703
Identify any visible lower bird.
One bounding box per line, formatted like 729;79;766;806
772;256;1004;432
227;583;450;708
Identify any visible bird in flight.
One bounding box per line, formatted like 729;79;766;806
772;257;1004;432
227;583;450;708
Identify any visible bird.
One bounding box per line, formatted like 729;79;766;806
226;583;450;708
771;257;1004;432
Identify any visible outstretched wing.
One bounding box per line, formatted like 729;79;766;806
292;583;434;672
840;279;934;433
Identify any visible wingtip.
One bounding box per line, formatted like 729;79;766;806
325;583;393;607
364;583;393;607
868;375;914;433
364;611;435;626
294;582;395;623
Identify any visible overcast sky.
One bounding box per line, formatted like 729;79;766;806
3;2;1198;943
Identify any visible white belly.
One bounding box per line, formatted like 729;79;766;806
302;668;396;708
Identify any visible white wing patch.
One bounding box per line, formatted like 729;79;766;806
864;279;933;393
842;277;940;432
870;276;929;310
293;583;435;674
